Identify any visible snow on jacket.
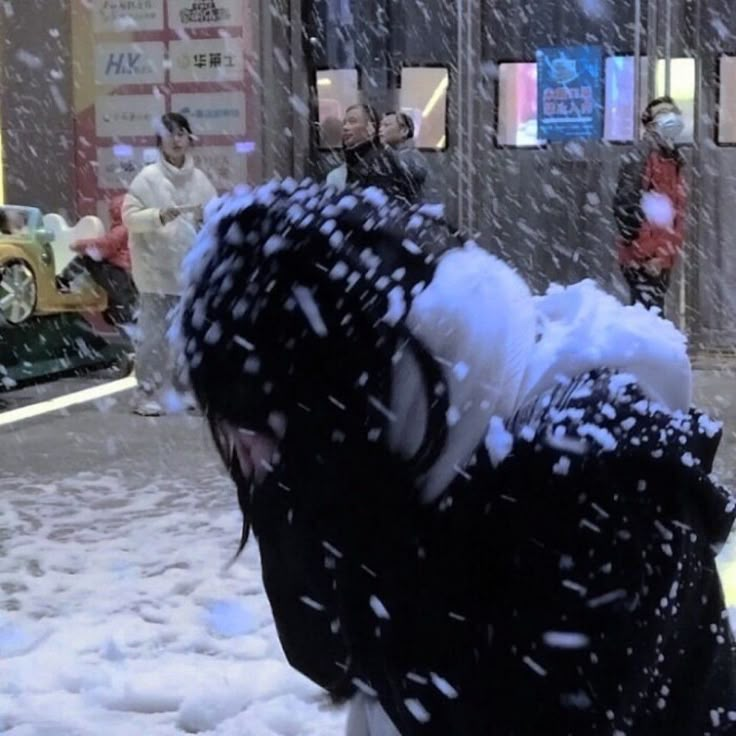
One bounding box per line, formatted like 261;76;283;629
325;141;417;204
393;140;428;201
123;155;217;295
613;137;686;270
72;195;130;271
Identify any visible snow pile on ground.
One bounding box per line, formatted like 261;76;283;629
0;467;346;736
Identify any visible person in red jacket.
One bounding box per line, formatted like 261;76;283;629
613;96;686;317
63;195;138;325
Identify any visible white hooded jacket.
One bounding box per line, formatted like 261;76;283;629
123;155;217;295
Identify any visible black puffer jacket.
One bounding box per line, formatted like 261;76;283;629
255;371;736;735
343;141;417;205
181;183;736;735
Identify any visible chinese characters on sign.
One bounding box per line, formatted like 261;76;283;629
95;94;166;137
93;0;165;33
172;92;246;135
536;45;603;141
169;38;244;83
81;0;250;213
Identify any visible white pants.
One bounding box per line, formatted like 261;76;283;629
135;292;183;397
346;695;401;736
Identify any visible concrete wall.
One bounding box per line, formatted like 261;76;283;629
1;0;76;218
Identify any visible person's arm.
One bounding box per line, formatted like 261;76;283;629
122;185;163;233
122;182;181;232
73;226;127;261
613;150;647;242
368;148;416;204
399;149;428;188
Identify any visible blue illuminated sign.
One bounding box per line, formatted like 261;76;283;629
536;45;603;141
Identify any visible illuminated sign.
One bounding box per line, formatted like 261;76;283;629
537;45;603;141
169;38;244;83
95;42;166;85
171;91;246;135
95;94;166;137
168;0;243;27
93;0;165;33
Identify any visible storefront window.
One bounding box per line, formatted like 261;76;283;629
399;67;449;150
316;68;359;148
0;124;4;204
719;56;736;144
604;56;696;143
497;62;544;147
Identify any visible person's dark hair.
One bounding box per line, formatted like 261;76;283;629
385;111;415;139
642;95;680;126
346;103;381;143
320;115;343;148
0;209;10;235
156;112;194;147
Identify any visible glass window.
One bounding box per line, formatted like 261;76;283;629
399;67;449;150
719;57;736;144
497;62;544;147
316;69;358;148
604;56;695;143
0;124;4;204
604;56;638;142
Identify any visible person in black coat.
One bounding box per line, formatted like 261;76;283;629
380;111;428;202
177;180;736;735
326;104;417;204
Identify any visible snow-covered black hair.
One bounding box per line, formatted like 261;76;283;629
177;180;457;550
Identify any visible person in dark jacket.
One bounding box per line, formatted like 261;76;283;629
62;195;138;325
178;180;736;736
380;111;428;201
326;104;416;204
613;96;687;316
0;208;11;235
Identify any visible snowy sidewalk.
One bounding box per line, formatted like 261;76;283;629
0;398;346;735
1;364;735;734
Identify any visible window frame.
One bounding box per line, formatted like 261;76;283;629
397;63;451;153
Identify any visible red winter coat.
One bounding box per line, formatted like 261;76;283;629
72;195;131;271
613;139;686;270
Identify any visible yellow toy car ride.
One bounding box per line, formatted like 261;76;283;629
0;206;107;326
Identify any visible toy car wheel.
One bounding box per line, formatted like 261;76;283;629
0;261;37;325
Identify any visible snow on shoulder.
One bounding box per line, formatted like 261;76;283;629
521;279;692;413
402;243;537;500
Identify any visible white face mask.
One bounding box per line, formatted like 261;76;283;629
654;111;684;141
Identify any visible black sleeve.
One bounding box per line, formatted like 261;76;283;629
398;150;428;190
484;371;736;734
613;149;647;241
362;148;418;205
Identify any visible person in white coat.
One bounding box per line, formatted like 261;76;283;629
123;112;217;416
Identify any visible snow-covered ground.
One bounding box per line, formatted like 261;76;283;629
1;359;736;735
0;437;346;736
